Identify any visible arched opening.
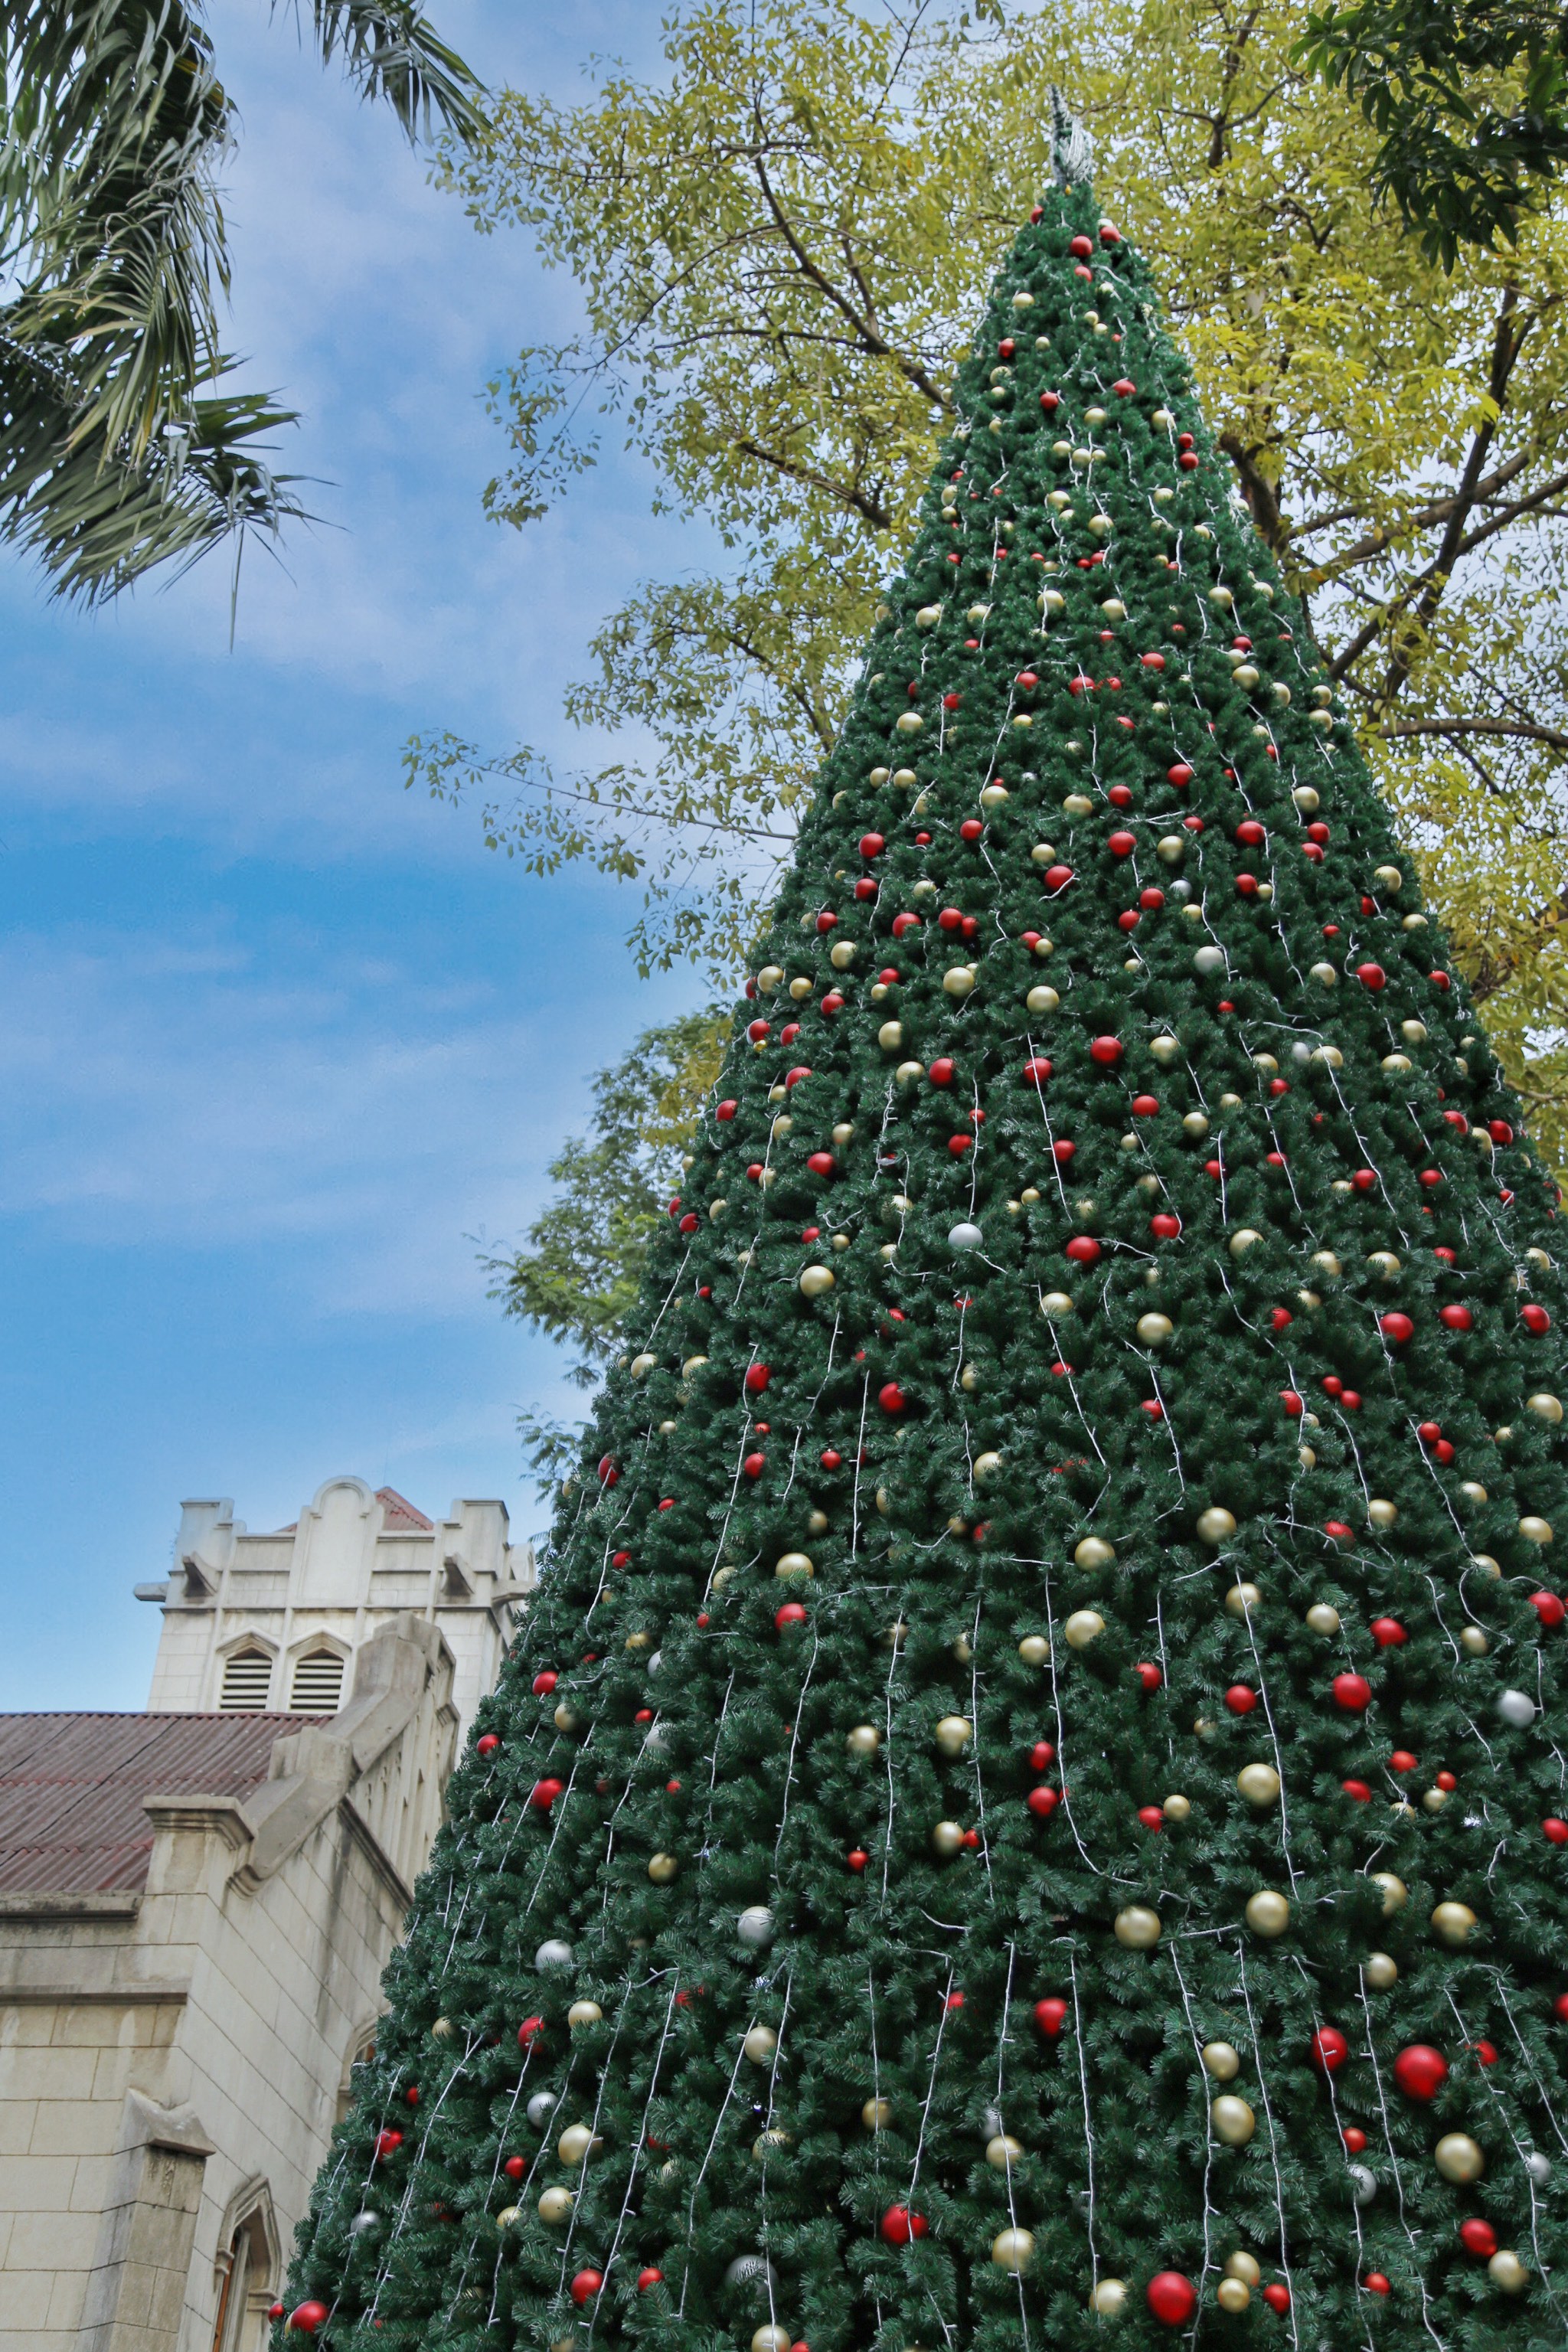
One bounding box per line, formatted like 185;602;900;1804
217;1645;273;1712
288;1645;346;1713
210;2180;276;2352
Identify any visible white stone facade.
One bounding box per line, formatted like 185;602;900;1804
0;1475;534;2351
139;1476;534;1740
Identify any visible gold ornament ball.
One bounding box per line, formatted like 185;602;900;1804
862;2097;891;2131
567;2000;603;2028
846;1724;880;1757
1224;2253;1261;2286
431;2016;455;2041
1216;2279;1250;2314
557;2125;597;2164
1202;2041;1240;2081
931;1819;965;1857
1074;1535;1116;1571
1064;1609;1106;1649
1224;1582;1261;1619
1364;1952;1399;1990
752;2129;790;2159
1489;2250;1529;2294
753;2330;792;2352
648;1852;678;1884
1137;1312;1174;1345
1305;1602;1341;1635
537;2187;574;2223
1114;1905;1161;1949
1197;1505;1237;1544
1089;2278;1128;2315
1246;1890;1290;1937
550;2336;577;2352
799;1264;835;1297
554;1703;580;1733
743;2024;778;2063
776;1550;815;1579
1368;1498;1397;1529
985;2134;1023;2170
934;1714;973;1757
1435;2132;1485;2184
991;2228;1035;2275
1432;1900;1478;1945
973;1450;1002;1481
1372;1871;1408;1916
1211;2096;1256;2147
1236;1764;1281;1807
1018;1634;1051;1667
495;2203;522;2230
1229;1229;1263;1259
1528;1393;1563;1425
1163;1793;1191;1821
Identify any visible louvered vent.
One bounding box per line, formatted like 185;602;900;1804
218;1648;273;1711
289;1648;345;1713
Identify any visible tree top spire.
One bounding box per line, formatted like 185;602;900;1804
1049;86;1095;188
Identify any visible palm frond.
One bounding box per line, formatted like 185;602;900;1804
0;0;482;600
293;1;488;141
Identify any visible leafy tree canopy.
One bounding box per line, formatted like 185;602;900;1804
1299;0;1568;270
422;0;1568;1189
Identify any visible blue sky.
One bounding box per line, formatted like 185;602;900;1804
0;3;711;1708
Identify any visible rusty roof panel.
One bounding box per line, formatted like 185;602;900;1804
0;1712;315;1894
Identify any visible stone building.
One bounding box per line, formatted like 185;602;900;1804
0;1478;533;2352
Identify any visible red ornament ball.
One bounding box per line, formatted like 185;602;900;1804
518;2015;544;2047
1356;962;1386;990
1333;1673;1372;1713
1380;1312;1413;1344
638;2268;665;2292
1530;1590;1566;1627
1224;1684;1257;1715
1365;2272;1391;2297
745;1363;771;1394
1089;1034;1123;1065
1343;2127;1367;2153
1035;1996;1069;2037
1524;1302;1552;1333
571;2269;604;2305
1027;1785;1059;1819
1544;1817;1568;1845
929;1056;956;1086
1135;1661;1163;1690
1393;2044;1449;2102
530;1777;564;1811
1146;2272;1197;2326
847;1847;868;1872
880;2204;928;2245
1066;1235;1102;1265
532;1669;558;1697
1312;2027;1349;2074
1069;234;1094;258
878;1381;906;1414
1370;1618;1406;1648
476;1733;499;1757
776;1602;808;1632
1460;2219;1498;2259
504;2154;525;2181
1030;1740;1057;1769
1262;2283;1290;2314
287;2306;331;2336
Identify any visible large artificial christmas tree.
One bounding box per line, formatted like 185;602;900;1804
279;119;1568;2352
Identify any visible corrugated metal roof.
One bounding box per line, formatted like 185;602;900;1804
0;1713;315;1894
